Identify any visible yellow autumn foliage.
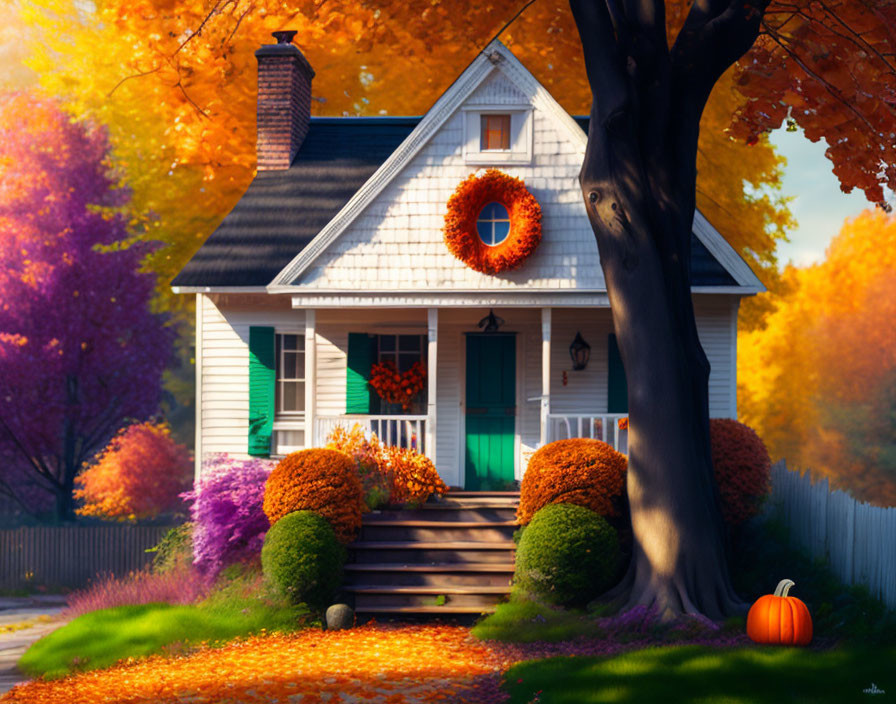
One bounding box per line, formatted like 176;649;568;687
738;210;896;506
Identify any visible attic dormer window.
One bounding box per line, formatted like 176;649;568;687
463;106;533;165
481;114;510;150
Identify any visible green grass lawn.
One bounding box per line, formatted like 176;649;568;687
504;644;896;703
18;597;310;679
472;599;602;642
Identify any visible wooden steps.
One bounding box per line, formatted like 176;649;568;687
343;491;519;616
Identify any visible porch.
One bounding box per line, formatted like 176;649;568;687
291;305;630;487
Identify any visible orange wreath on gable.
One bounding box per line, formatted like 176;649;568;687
443;169;542;274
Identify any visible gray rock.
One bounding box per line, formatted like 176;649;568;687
325;603;354;630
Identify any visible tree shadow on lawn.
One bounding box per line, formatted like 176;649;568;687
504;643;896;703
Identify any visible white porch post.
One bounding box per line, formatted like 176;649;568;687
426;308;438;464
304;309;316;448
540;307;551;446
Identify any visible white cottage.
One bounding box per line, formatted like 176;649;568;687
172;34;764;490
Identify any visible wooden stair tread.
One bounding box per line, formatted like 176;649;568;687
349;540;516;549
354;605;498;614
404;502;518;510
445;491;520;497
361;519;517;527
344;562;514;572
345;585;509;595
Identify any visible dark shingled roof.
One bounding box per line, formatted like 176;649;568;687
172;117;421;287
172;115;736;288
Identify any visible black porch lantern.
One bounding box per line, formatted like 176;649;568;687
477;309;505;333
569;331;591;371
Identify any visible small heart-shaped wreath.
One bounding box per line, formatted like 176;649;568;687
369;360;427;411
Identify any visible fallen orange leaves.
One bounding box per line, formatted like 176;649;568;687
1;623;512;704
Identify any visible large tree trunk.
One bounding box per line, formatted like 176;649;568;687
569;0;768;619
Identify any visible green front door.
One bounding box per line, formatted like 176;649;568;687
465;334;516;490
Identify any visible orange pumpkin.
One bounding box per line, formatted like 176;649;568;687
746;579;813;646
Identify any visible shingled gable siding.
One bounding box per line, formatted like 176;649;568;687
255;43;314;171
293;72;603;291
198;294;305;462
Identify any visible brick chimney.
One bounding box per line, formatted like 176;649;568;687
255;31;315;171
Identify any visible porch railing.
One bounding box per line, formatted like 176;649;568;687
546;413;628;454
315;415;427;454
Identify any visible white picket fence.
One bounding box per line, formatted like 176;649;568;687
769;460;896;610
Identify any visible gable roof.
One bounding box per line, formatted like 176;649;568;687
171;40;763;294
269;39;587;289
171;118;419;288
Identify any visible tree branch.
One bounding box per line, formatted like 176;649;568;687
175;80;210;119
173;0;227;57
762;22;887;132
107;65;163;98
490;0;539;42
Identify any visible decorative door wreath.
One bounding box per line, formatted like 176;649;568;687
443;169;542;274
368;360;427;411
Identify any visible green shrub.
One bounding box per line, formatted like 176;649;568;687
261;511;345;609
146;523;193;574
514;503;619;607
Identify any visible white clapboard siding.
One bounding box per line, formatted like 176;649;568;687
200;294;305;460
694;296;737;418
314;324;348;418
435;324;463;487
549;308;613;415
770;461;896;610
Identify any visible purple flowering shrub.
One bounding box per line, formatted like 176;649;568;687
181;454;276;577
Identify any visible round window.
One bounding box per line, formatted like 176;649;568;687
476;202;511;246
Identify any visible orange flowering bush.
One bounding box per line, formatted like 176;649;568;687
381;445;449;505
262;449;363;544
326;424;390;510
74;421;192;521
443;169;542;274
710;419;771;526
618;417;629;430
326;425;447;507
368;359;426;411
517;438;627;525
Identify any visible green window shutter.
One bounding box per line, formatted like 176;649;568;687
608;333;628;414
346;333;375;413
248;326;276;456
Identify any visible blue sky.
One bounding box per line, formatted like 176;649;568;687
768;127;875;269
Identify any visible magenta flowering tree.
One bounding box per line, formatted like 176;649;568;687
182;454;275;577
0;92;174;521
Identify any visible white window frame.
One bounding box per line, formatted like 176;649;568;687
463;106;534;165
375;333;428;414
476;202;511;245
272;330;305;455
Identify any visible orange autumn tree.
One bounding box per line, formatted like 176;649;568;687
75;421;193;521
739;211;896;507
